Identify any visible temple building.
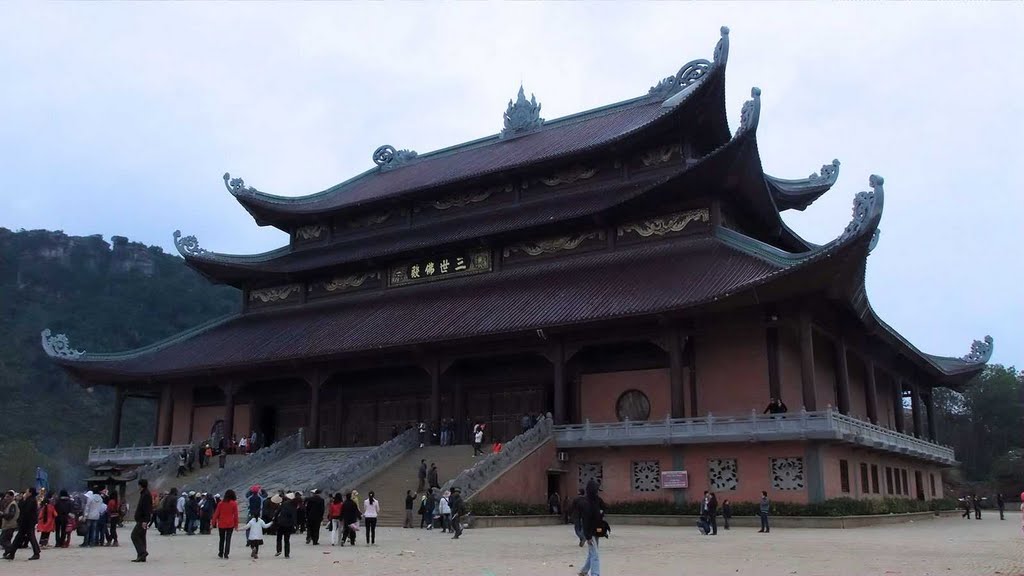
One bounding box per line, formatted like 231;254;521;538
45;27;992;505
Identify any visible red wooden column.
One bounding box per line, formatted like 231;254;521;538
799;310;818;411
428;359;441;434
222;381;236;444
667;328;686;418
157;382;174;445
111;384;125;447
864;361;879;424
834;338;852;415
307;370;326;448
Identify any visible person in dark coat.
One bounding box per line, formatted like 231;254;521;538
706;492;719;535
54;490;73;548
578;479;605;574
973;493;982;519
199;493;215;535
417;459;427;493
569;488;587;546
996;493;1005;520
305;490;325;545
721;498;732;530
428;463;440;490
340;492;361;546
274;494;297;558
247;488;262;521
3;488;40;560
131;479;153;562
448;487;466;540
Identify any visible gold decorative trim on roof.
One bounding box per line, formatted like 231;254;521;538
618;209;710;238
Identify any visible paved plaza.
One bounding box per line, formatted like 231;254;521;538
4;517;1021;576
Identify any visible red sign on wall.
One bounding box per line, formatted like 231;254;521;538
661;470;689;489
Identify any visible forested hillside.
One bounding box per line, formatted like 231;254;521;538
0;228;238;489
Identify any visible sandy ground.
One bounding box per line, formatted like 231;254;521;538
4;516;1022;576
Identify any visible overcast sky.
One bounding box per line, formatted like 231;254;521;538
1;3;1020;367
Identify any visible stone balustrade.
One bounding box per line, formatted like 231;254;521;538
441;414;554;499
190;430;304;493
554;408;955;465
321;427;420;494
88;443;194;466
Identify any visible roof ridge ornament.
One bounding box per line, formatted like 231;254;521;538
735;87;761;137
173;230;208;258
501;85;544;139
838;175;884;244
41;329;84;359
223;172;260;197
373;145;418;170
961;335;994;364
810;159;841;185
650;26;729;100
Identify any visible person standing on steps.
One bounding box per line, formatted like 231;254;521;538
758;491;770;533
417;459;427;493
305;489;325;545
363;491;380;545
428;463;440;491
274;493;297;558
212;489;239;559
472;424;485;457
130;479;152;563
403;490;414;529
418;421;427;447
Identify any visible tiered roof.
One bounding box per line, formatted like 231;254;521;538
43;27;992;389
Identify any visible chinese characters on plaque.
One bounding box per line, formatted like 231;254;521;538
389;250;492;287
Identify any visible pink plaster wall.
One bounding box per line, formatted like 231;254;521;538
565;442;810;505
813;335;837;410
696;311;769;416
580;368;670;423
876;375;896;429
189;404;250;443
847;354;869;420
171;386;193;444
777;328;804;410
820;445;944;501
474;439;557;505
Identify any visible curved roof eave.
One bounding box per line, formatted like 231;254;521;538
765;159;841;212
223;27;734;226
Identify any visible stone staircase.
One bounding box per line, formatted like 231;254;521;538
227;447;372;494
359;445;481;527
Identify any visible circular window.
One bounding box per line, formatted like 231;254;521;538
616;389;651;421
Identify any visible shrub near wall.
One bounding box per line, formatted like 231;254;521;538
599;497;960;517
468;501;551;516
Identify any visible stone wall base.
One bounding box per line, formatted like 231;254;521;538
469;510;959;529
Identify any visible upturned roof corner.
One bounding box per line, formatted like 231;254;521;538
651;26;730;104
734;86;761;138
766;159;842;212
961;335;994;364
173;230;208;258
41;328;85;359
223;172;260;197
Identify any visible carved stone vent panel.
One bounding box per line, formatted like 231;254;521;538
770;457;805;491
632;460;661;492
708;458;738;491
616;389;651;422
578;463;603;491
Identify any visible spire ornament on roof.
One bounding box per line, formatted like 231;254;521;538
501;86;544;139
372;145;418;170
734;87;761;137
173;230;208;258
961;335;994;364
41;329;84;359
222;172;260;196
650;26;730;100
838;175;884;244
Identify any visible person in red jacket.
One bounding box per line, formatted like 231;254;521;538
211;490;239;559
36;497;56;547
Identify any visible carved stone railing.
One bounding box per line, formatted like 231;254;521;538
130;446;195;487
554;409;955;465
88;444;193;467
441;414;554;499
321;427;419;495
191;429;304;493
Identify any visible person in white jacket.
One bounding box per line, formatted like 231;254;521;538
81;491;103;547
243;515;272;559
438;491;452;533
362;492;380;545
176;493;186;531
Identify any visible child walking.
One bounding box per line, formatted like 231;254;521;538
243;515;272;559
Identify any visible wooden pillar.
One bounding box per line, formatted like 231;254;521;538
685;337;698;417
766;325;781;401
223;382;236;443
552;340;566;424
799;311;817;411
453;368;465;443
834;338;852;415
924;389;936;441
892;377;905;434
864;361;879;424
667;328;685;418
429;359;441;434
910;383;923;438
158;383;173;445
111;385;125;447
307;371;325;448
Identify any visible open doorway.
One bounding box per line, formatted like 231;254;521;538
915;470;925;501
547;471;564;514
260;405;277;447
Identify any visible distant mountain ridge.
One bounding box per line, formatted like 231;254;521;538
0;227;239;489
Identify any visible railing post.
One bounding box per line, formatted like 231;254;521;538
624;417;630;438
584;419;591;439
750;409;757;434
706;412;714;434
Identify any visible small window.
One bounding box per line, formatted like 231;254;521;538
929;473;936;497
885;467;894;494
901;469;909;496
839;460;850;493
860;463;870;494
871;465;880;494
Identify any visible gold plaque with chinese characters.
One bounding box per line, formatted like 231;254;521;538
388;250;492;287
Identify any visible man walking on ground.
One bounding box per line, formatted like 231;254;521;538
707;492;719;536
996;493;1005;520
973;493;982;519
758;490;770;533
417;459;427;493
569;488;586;546
131;479;153;562
305;489;325;545
0;491;18;555
4;487;40;560
449;487;465;540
